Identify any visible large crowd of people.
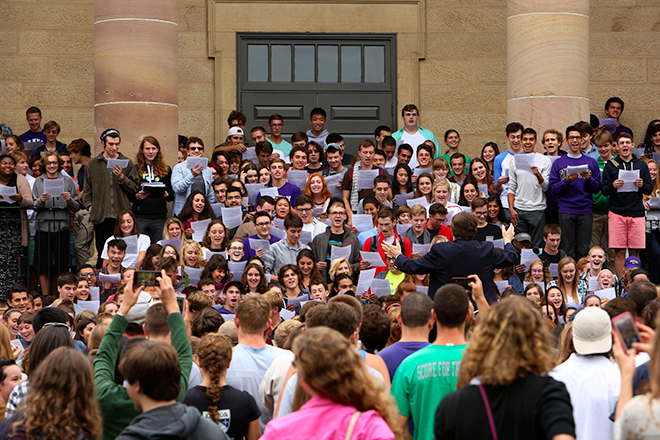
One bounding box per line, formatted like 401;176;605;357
0;99;657;439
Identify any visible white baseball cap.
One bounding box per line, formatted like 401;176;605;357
228;127;244;137
572;307;612;355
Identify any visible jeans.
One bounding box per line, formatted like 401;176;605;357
514;209;545;249
558;213;593;260
137;217;167;245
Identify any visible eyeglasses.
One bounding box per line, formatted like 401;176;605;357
297;207;312;212
474;211;488;217
189;146;204;151
329;211;345;216
229;246;243;251
256;222;270;227
567;136;582;141
81;272;95;277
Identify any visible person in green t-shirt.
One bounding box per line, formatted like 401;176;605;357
441;129;471;176
391;279;478;440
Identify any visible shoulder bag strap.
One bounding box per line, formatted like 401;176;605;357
477;383;498;440
344;410;362;440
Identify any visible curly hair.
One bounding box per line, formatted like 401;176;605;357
293;327;402;438
196;334;233;424
524;259;554;284
456;296;554;388
15;347;102;439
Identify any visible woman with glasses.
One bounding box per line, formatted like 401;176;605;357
32;152;79;295
227;239;245;262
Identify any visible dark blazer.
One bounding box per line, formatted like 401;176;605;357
394;239;518;302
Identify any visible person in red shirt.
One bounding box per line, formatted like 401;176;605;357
425;203;453;241
362;208;412;274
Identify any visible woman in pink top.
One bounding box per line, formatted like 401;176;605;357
261;327;399;440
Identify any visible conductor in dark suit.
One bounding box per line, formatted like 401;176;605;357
382;211;518;302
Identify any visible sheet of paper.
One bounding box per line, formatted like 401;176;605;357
89;287;100;301
649;197;660;210
502;167;509;178
358;169;379;190
356;268;376;295
330;245;352;262
185;266;204;286
547;155;562;163
228;261;247;281
360;251;386;268
77;300;100;313
412;243;430;255
549;263;559;278
520;249;538;269
204;250;225;261
98;272;121;283
406;196;429;208
371;279;392;297
618;169;640;192
209;203;223;218
394;192;415;207
43;179;65;197
632;148;645;159
413;167;433;176
191;219;212;242
243;147;258;164
160;237;182;251
599;117;617;134
596;287;616;300
417;285;429;296
272;218;284;230
352;214;374;234
270;226;286;239
221;206;243;229
246;183;265;205
566;164;589;175
223;314;235;321
490;238;504;249
280;309;295;320
588;276;600;292
186;157;208;169
653;153;660;165
514;154;536;173
249;238;270;252
287;294;310;306
121;235;139;255
478;184;489;196
396;223;412;235
0;185;17;203
312;207;324;218
494;280;509;294
324;174;343;198
287;170;308;189
260;187;279;199
106;158;129;169
300;229;313;245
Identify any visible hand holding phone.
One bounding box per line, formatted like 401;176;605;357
612;312;642;353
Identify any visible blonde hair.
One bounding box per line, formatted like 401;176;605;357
0;324;15;360
457;296;554;388
162;218;184;241
556;322;575;365
328;258;352;281
179;241;205;269
274;320;302;348
293;327;401;438
431;234;448;245
88;323;109;351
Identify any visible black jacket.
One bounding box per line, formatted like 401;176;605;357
601;155;653;217
132;164;174;218
394;239;518;302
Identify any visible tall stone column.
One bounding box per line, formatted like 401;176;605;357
507;0;590;144
94;0;178;163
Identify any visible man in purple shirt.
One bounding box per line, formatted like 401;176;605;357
549;125;601;260
242;210;281;260
256;158;301;207
18;106;47;149
378;292;433;381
